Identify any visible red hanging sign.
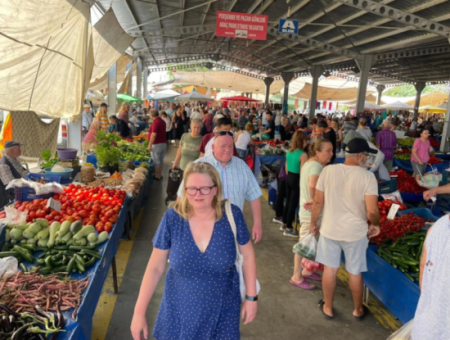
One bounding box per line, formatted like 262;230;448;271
216;11;268;41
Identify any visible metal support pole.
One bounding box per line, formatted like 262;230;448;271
126;62;133;96
439;90;450;153
413;82;426;120
107;63;117;115
143;69;149;102
264;77;274;108
136;58;143;99
281;72;294;115
355;55;374;117
309;66;322;120
376;85;385;106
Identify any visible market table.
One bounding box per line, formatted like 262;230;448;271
58;195;130;340
362;245;420;324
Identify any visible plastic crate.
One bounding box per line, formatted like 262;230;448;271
15;187;54;202
435;153;450;161
378;178;398;194
27;173;61;183
397;208;439;222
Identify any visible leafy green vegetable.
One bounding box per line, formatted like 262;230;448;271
93;131;122;167
41;150;58;168
117;140;150;162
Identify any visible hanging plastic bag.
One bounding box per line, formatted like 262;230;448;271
293;234;317;260
387;320;413;340
0;206;28;226
0;257;19;279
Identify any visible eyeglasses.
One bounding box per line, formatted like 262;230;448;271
185;185;217;196
362;152;369;156
216;131;233;137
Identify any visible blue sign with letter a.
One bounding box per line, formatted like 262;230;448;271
278;19;299;34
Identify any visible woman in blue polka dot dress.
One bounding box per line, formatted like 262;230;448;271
131;162;258;340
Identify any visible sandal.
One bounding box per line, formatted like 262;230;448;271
318;299;333;320
353;305;369;321
302;272;322;282
290;279;315;290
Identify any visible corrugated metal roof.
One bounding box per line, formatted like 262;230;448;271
103;0;450;85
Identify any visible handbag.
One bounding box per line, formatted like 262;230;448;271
417;164;442;189
224;201;261;303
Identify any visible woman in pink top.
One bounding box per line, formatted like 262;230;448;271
82;118;101;154
411;128;434;180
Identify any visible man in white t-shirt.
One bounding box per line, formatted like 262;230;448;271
310;138;380;320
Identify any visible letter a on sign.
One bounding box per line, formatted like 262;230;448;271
278;19;299;34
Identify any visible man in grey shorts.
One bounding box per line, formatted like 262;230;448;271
310;138;381;320
148;109;167;181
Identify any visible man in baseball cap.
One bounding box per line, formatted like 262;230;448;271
0;141;29;209
310;137;380;321
82;103;93;137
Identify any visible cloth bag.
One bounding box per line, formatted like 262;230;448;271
417;164;442;189
387;320;413;340
225;201;260;303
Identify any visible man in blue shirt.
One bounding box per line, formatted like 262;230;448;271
178;132;263;243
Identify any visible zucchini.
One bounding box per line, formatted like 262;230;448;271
12;246;35;263
73;225;95;241
66;257;76;273
68;245;96;251
0;251;19;258
35;219;49;228
36;228;49;240
56;221;71;241
80;249;102;259
28;223;42;234
404;273;415;281
37;239;48;247
9;228;23;241
70;221;83;234
47;222;61;249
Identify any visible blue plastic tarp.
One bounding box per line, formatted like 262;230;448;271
394;158;449;174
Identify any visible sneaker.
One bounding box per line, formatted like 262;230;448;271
279;225;287;232
283;228;299;238
272;217;283;224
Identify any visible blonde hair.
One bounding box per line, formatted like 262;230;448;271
359;118;367;127
171;162;226;221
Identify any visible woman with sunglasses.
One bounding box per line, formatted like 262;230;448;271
131;162;257;340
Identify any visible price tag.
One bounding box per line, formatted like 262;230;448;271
387;203;400;220
46;198;61;212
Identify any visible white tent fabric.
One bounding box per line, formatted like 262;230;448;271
150;90;181;100
90;8;134;84
381;101;414;110
170;71;284;94
90;54;133;91
174;92;213;101
0;0;93;119
349;101;384;110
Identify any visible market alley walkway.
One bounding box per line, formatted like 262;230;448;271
103;146;392;340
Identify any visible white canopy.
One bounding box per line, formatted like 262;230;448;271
381;101;414;110
175;91;213;101
149;89;181;100
349;101;384;110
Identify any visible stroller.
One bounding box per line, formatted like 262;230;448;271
165;168;183;205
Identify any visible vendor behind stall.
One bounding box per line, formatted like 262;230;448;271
0;141;29;209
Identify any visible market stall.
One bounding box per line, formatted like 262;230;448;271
0;132;153;339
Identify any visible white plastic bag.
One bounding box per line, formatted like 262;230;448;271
293;234;317;260
387;320;413;340
0;206;28;226
0;257;19;278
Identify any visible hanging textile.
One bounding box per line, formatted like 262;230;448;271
303;101;307;110
3;112;60;158
329;102;332;110
0;0;93;119
323;101;327;109
294;98;299;108
336;102;339;110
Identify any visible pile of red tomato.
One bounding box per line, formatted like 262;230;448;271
429;137;440;148
15;184;126;233
371;213;424;245
428;155;442;165
378;199;407;222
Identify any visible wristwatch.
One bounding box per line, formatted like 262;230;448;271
245;295;258;302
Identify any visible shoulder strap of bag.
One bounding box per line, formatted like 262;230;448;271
225;201;243;263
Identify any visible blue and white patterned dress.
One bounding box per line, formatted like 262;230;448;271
152;205;250;340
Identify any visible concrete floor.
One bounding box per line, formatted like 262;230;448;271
105;146;392;340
